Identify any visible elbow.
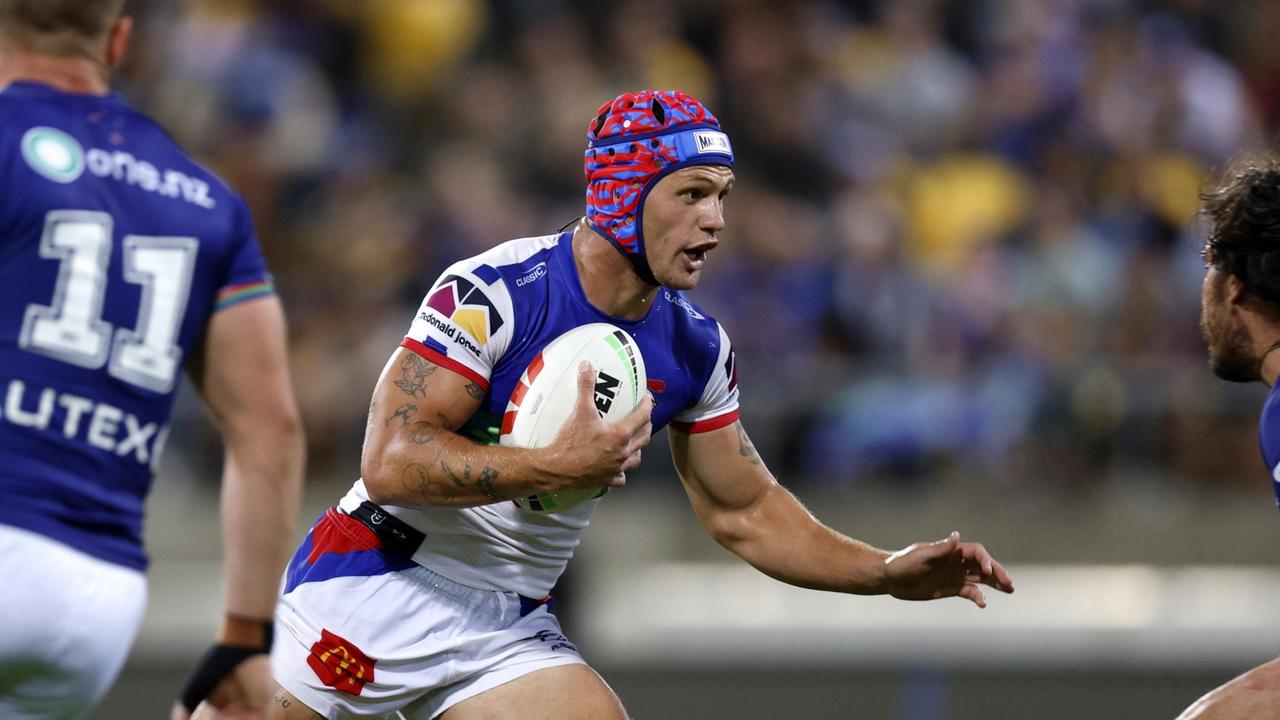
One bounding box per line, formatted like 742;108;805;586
704;511;755;555
361;453;398;506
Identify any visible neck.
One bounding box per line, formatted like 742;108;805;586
571;222;660;320
1260;336;1280;388
0;51;111;95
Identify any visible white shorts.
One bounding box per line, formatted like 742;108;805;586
273;509;586;720
0;523;148;720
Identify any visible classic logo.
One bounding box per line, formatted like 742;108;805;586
425;274;504;347
515;262;547;287
663;290;705;320
308;629;377;696
22;127;84;183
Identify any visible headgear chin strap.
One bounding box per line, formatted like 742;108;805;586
584;90;734;286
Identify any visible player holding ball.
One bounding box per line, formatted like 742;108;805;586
268;90;1015;720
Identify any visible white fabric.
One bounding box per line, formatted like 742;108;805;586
338;482;597;599
274;563;584;720
0;524;147;720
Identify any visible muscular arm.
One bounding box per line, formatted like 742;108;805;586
360;348;651;508
670;421;1013;603
191;295;305;626
670;421;891;592
1177;658;1280;719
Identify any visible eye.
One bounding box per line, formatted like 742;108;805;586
681;187;705;201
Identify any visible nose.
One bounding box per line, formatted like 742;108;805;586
700;198;726;235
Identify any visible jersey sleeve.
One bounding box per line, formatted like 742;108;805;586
1258;386;1280;509
213;195;274;312
401;259;514;391
670;322;740;433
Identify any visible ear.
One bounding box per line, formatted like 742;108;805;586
1225;273;1249;307
104;16;132;72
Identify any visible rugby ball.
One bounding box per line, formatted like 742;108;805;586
500;323;647;512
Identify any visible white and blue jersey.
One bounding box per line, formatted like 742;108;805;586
332;231;740;597
1259;381;1280;509
0;81;274;571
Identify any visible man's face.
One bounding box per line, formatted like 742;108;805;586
640;165;734;290
1201;264;1258;383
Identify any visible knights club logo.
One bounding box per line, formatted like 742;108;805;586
425;274;504;345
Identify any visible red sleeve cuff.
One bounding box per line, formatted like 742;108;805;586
669;409;739;434
400;338;490;391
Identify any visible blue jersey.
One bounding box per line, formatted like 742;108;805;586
1259;381;1280;509
329;231;740;598
0;81;274;570
402;231;740;439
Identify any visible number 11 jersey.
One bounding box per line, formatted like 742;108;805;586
0;81;274;571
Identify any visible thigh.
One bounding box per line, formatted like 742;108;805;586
0;525;147;720
261;685;327;720
439;664;627;720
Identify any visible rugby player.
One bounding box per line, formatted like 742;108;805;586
1179;156;1280;718
0;2;304;718
269;90;1013;719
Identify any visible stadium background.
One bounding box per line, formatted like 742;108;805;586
92;0;1280;717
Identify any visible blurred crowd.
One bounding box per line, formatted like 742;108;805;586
124;0;1280;498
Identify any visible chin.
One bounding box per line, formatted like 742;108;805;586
1210;352;1258;383
658;269;701;291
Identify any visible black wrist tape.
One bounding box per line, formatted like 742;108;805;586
178;622;274;712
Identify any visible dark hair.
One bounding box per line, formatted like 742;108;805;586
0;0;126;55
1201;155;1280;306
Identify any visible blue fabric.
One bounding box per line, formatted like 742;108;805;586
0;82;271;570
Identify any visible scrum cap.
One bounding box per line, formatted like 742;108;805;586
584;90;733;285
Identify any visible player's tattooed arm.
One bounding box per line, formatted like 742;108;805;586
406;421;442;445
401;463;459;502
400;457;508;505
736;422;761;465
394;354;437;398
386;403;418;427
477;466;502;500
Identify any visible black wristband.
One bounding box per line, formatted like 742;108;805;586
178;623;274;712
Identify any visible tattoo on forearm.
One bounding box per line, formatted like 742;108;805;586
478;466;501;500
386;403;417;427
736;423;761;465
464;382;486;400
395;354;437;398
274;689;291;708
437;459;502;500
402;462;457;502
438;458;470;487
407;421;442;445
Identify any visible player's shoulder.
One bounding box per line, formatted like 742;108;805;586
112;103;245;205
439;233;562;290
1;84;246;216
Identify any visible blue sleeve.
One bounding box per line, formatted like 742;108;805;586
213;195;273;311
1258;387;1280;508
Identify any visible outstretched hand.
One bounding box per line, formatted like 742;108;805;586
882;531;1014;608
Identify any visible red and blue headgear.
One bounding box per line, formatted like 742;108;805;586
584;90;734;285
